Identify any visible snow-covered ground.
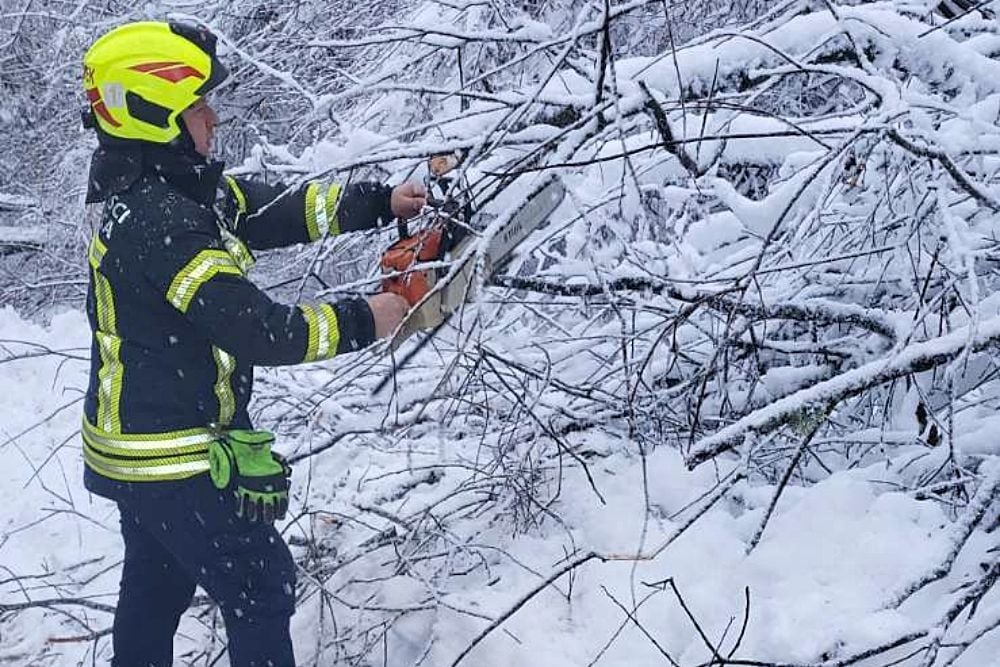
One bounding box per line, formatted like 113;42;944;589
2;305;998;666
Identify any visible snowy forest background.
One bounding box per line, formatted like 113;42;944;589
5;0;1000;665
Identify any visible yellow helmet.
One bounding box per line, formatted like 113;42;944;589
82;21;229;144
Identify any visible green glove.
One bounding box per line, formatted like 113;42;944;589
208;429;291;522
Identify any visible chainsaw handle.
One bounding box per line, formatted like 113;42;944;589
393;194;459;241
396;217;410;240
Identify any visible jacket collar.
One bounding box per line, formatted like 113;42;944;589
86;141;224;206
142;145;225;206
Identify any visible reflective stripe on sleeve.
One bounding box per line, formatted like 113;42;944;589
299;303;341;362
305;182;343;241
166;249;243;313
326;183;343;235
316;184;329;238
222;232;256;273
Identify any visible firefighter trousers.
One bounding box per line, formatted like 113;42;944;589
109;474;296;667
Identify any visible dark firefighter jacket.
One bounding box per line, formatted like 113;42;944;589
82;142;391;497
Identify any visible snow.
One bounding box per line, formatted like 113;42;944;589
711;148;840;238
0;308;118;661
1;304;998;665
0;225;45;245
0;194;36;211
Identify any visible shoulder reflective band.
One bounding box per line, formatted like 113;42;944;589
167;248;243;312
305;181;343;241
299;304;341;362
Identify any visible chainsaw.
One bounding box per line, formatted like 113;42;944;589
375;154;566;387
380;153;566;336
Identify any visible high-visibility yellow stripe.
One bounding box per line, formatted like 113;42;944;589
83;430;211;459
88;236;107;270
318;304;340;357
93;271;116;331
82;418;216;451
83;442;210;482
301;305;320;361
305;181;343;241
224;175;248;216
305;183;321;241
94;331;123;432
166;249;242;313
222;231;255;273
299;303;341;362
81;418;214;481
92;266;123;433
325;183;342;236
213;346;236;425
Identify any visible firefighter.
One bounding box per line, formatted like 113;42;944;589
80;21;424;666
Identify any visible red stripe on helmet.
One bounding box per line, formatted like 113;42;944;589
86;88;121;128
149;65;205;83
129;61;183;73
129;61;205;83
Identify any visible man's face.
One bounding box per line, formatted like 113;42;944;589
181;98;218;157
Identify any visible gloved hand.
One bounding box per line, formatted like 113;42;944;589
209;430;291;522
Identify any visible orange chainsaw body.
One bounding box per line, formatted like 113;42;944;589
380;227;445;306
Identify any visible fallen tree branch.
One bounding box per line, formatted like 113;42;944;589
0;597;116;614
490;275;899;341
882;461;1000;610
886;128;1000;212
687;311;1000;468
639;81;702;177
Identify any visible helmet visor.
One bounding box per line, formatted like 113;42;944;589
168;21;230;96
197;56;229;96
